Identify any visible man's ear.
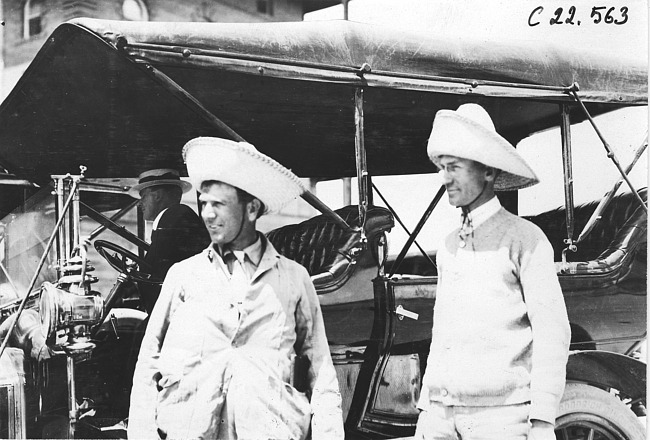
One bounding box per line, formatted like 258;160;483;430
484;166;498;182
147;188;160;201
246;199;262;221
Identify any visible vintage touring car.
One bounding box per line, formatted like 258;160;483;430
0;17;646;439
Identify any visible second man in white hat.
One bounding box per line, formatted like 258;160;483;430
415;104;571;440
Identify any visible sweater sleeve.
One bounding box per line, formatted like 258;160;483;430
518;231;571;424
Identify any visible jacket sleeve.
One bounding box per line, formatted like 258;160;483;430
128;265;182;439
519;232;571;424
294;267;344;439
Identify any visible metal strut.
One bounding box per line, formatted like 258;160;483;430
122;49;354;232
577;134;648;244
354;86;369;236
560;104;577;264
568;83;647;212
121;40;580;95
389;185;446;278
0;174;82;359
372;183;436;272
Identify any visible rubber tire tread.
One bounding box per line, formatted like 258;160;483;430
556;382;645;440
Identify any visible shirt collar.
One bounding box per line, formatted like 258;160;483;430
207;233;264;267
152;208;168;231
461;196;501;230
205;234;282;282
238;234;264;267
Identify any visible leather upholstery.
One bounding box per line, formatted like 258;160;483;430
525;188;647;274
266;205;394;293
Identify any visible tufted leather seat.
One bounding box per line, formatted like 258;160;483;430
525;188;647;274
266;205;394;293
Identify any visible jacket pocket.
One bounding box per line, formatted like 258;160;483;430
155;373;199;438
156;373;182;405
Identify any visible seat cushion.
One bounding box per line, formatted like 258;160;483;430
525;188;647;262
266;205;393;292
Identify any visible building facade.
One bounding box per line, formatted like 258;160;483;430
1;0;338;96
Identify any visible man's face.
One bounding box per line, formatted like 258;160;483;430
139;187;159;221
438;155;489;208
199;182;249;248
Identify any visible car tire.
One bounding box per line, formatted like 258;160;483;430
555;382;645;440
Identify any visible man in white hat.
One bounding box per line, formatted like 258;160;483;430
415;104;570;440
128;168;210;313
128;138;343;439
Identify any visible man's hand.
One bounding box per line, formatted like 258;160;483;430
529;419;555;440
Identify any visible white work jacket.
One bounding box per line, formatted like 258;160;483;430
128;237;344;439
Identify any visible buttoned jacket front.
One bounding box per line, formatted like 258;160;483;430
128;237;343;439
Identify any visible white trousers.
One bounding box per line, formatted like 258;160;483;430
414;401;530;440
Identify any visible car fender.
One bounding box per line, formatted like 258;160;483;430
566;350;646;400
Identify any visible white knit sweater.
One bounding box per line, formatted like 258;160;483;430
418;206;571;424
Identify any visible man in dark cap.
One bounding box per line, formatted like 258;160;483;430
128;168;210;312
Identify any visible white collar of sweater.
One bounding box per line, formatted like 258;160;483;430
460;196;501;230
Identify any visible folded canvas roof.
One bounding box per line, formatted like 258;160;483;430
0;18;645;188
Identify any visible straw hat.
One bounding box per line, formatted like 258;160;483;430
427;103;539;191
182;137;305;214
128;168;192;198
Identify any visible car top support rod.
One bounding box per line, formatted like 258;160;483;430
372;182;436;271
129;58;356;232
560;104;577;264
122;40;647;103
88;199;140;241
388;185;446;278
123;41;577;93
568;84;647;212
577;133;647;245
355;85;369;235
82;201;150;250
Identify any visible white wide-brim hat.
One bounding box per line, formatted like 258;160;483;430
427;103;539;191
128;168;192;198
182;137;305;214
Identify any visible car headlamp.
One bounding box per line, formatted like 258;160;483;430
39;282;104;340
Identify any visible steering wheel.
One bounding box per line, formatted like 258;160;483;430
94;240;162;285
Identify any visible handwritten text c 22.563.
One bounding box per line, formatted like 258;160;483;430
528;6;629;27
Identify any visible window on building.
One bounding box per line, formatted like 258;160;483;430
256;0;274;16
122;0;149;21
23;0;44;39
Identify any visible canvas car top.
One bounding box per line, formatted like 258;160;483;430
0;18;645;199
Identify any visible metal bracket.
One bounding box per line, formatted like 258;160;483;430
356;62;371;77
396;305;419;321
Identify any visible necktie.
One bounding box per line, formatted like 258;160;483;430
223;251;237;275
459;208;473;248
223;250;248;285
